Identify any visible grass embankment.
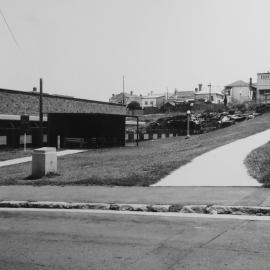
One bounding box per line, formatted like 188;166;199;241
1;113;270;186
245;141;270;186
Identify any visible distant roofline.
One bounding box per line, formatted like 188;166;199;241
195;92;224;96
224;80;250;88
174;90;194;93
142;95;165;98
0;88;125;107
257;72;270;75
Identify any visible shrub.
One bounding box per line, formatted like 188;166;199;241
127;101;141;110
255;104;270;114
245;141;270;186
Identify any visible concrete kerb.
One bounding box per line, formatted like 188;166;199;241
2;201;270;216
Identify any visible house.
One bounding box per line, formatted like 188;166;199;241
168;90;195;103
256;72;270;103
223;80;256;104
195;92;224;104
141;92;165;108
109;91;142;106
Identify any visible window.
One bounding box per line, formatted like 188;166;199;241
261;75;270;79
145;101;148;105
150;101;154;106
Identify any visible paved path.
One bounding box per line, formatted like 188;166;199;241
0;149;86;168
1;186;270;206
153;129;270;187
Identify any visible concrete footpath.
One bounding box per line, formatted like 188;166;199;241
1;185;270;206
154;128;270;186
2;186;270;216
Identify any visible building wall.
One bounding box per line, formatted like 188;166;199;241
141;98;156;108
257;73;270;102
213;94;224;104
48;113;126;147
0;89;126;116
224;86;251;103
257;73;270;90
141;96;165;108
230;86;251;103
109;93;142;106
195;93;224;104
156;96;165;108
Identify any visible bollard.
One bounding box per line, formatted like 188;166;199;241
32;147;57;178
57;135;61;149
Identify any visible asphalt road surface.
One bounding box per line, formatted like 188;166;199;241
0;209;270;270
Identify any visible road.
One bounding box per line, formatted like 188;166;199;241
0;209;270;270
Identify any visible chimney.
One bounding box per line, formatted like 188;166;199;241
198;84;202;91
249;78;252;86
130;91;133;95
33;87;37;92
174;88;177;94
195;88;198;93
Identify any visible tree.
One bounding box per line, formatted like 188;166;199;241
127;101;141;110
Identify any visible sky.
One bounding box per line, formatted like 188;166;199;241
1;0;270;102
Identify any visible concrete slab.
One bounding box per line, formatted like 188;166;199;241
0;186;264;206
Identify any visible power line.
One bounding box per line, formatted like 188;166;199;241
0;7;20;49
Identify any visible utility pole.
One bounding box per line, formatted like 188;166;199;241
39;78;43;147
122;75;125;105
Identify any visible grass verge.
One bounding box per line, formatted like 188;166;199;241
0;148;33;161
245;141;270;186
1;113;270;186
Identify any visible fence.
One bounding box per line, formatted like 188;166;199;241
125;129;181;143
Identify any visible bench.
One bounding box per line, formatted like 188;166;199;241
89;137;98;148
63;138;86;148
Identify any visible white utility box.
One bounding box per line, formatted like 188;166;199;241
32;147;57;178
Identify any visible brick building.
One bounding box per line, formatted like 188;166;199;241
0;88;126;148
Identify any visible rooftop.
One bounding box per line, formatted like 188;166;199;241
225;80;249;88
0;88;125;107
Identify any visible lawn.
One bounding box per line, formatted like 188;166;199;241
245;141;270;186
0;148;33;161
1;112;270;186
